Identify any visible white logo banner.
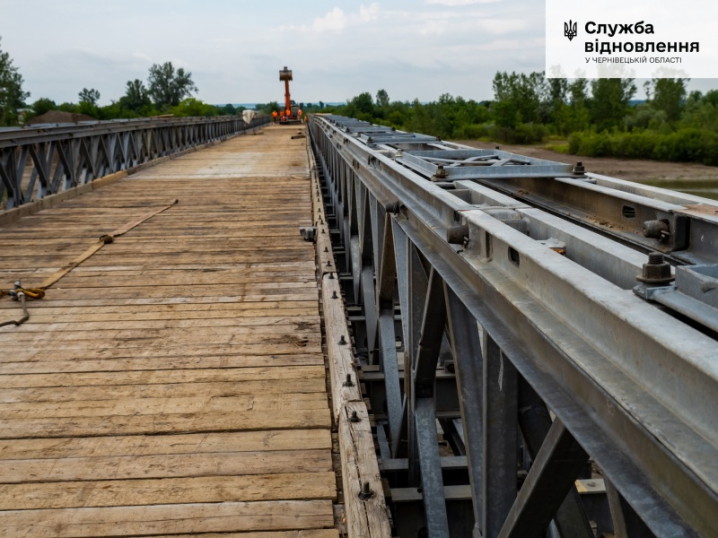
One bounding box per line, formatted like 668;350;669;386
546;0;718;78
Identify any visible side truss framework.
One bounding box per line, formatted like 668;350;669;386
309;115;718;538
0;115;271;208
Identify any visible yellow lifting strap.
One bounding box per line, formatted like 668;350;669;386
1;199;178;327
38;199;178;290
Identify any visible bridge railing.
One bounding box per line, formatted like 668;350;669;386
309;114;718;538
0;114;271;209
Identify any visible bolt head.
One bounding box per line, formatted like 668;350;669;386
637;251;674;285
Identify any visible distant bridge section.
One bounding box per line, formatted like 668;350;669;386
0;115;270;210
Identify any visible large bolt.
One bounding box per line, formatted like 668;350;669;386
359;481;374;500
642;219;670;240
343;373;354;387
636;252;674;285
573;162;585;174
339;335;348;346
350;410;361;423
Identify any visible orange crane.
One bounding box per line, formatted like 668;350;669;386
278;66;301;124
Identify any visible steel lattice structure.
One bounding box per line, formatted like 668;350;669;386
0;115;270;209
309;114;718;538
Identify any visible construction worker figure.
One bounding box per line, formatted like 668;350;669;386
272;110;278;123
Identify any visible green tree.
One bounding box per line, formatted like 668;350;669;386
32;98;57;116
58;102;80;113
569;78;589;106
346;92;375;119
147;62;197;110
78;88;100;105
218;103;237;115
170;97;217;117
119;79;151;113
257;101;280;114
492;71;547;124
680;90;718;131
0;37;30;126
648;77;688;123
376;89;390;108
589;78;636;131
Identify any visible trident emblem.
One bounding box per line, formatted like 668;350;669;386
564;20;577;41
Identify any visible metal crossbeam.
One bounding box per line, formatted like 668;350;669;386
310;114;718;538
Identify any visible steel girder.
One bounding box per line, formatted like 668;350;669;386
0;115;270;209
309;114;718;538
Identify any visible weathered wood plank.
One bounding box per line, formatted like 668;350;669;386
0;379;326;404
310;166;391;538
0;354;324;374
0;430;331;460
0;365;325;389
322;272;363;421
0;499;334;537
0;393;328;420
0;449;331;483
0;407;331;438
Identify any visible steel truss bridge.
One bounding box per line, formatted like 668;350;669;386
309;115;718;538
0;113;715;538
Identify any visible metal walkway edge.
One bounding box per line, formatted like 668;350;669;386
0;126;340;537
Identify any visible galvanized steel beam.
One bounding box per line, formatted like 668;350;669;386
309;114;718;538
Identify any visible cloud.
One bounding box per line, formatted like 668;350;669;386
419;20;449;36
312;7;347;33
426;0;501;5
309;3;380;33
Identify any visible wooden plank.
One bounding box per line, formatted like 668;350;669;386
0;393;328;420
9;310;320;328
0;354;324;374
3;320;318;336
0;365;325;389
151;529;339;538
339;403;393;538
0;499;334;537
0;379;326;404
311;165;391;538
0;299;318;314
0;449;331;483
15;307;317;323
321;272;363;420
0;337;321;363
0;407;331;438
0;430;331;460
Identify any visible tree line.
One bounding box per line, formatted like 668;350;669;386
322;74;718;166
2;35;716;165
0;36;242;124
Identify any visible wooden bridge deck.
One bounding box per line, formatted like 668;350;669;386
0;127;339;537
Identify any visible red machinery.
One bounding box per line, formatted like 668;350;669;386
278;66;301;124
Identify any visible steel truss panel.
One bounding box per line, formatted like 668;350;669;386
309;114;718;538
0;115;270;209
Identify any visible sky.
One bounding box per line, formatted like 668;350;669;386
1;0;716;106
